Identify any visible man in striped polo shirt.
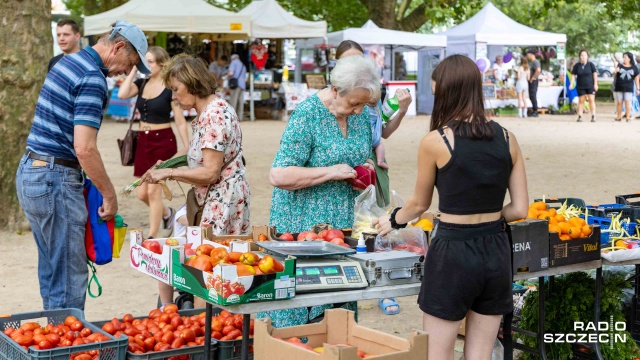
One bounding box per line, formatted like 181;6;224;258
16;20;150;310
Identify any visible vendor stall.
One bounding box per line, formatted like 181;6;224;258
299;20;447;114
435;2;567;110
238;0;327;121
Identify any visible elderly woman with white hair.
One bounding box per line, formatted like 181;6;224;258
260;55;381;328
226;53;247;120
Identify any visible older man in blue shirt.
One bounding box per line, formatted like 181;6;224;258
227;54;247;121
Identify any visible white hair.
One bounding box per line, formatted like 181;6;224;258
330;56;381;103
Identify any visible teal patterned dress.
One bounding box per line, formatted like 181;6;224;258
259;93;372;328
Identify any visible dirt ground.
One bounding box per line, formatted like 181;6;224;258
1;102;637;355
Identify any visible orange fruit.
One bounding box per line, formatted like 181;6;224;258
558;222;571;234
555;214;566;223
548;217;558;225
528;208;540;219
567;217;582;227
581;225;592;237
531;202;547;211
560;234;572;241
568;227;582;239
548;208;557;217
549;224;561;233
538;212;551;221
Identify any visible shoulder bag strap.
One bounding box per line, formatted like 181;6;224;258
127;79;147;131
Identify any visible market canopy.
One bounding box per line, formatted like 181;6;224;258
441;2;566;46
321;20;446;51
238;0;326;39
83;0;251;38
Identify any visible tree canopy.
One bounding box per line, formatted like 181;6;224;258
61;0;639;57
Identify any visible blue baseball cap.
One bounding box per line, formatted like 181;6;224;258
109;20;151;74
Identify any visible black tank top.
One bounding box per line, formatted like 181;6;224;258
435;121;512;215
134;78;173;124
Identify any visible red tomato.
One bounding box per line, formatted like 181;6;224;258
222;325;235;336
171;337;185;349
70;321;84;332
122;314;134;323
227;329;242;340
179;329;196;343
279;232;294;241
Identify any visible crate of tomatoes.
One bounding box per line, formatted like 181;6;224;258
0;308;127;360
91;307;254;360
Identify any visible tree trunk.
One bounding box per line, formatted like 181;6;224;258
0;0;51;230
360;0;397;29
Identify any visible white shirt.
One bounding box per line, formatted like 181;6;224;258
493;62;510;80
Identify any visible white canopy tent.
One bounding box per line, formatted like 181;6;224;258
299;20;446;82
441;2;566;58
83;0;251;38
238;0;326;39
238;0;327;120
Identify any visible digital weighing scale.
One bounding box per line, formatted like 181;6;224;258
256;241;369;293
294;257;369;293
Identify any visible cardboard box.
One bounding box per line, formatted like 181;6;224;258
458;320;466;336
254;309;428;360
549;225;601;267
129;231;186;284
507;219;550;275
199;225;276;251
171;242;296;305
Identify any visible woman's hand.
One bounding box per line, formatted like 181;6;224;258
362;160;375;170
141;160;168;184
331;164;357;180
371;214;392;236
395;89;412;113
594;84;599;92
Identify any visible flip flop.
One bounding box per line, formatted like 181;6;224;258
378;298;400;315
163;207;175;230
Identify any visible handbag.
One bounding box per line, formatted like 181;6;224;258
186;151;242;226
228;77;239;90
117;80;147;166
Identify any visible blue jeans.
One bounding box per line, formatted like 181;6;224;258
16;154;88;310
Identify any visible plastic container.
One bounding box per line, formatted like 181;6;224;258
217;338;254;360
616;193;640;206
356;235;367;253
581;215;633;245
535;197;586;210
92;308;216;360
0;308;127;360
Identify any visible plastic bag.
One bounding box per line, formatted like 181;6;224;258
386;190;406;211
374;227;428;255
352;185;387;239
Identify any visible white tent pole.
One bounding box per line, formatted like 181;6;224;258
250;58;255;121
324;36;329;82
390;45;395;81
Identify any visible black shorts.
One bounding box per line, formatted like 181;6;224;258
418;220;513;321
577;88;596;96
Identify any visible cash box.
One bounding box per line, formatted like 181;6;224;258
347;250;424;287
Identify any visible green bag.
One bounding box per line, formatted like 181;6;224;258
372;152;390;208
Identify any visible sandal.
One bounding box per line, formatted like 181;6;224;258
163;207;175;230
615;118;622;122
378;298;400;315
576;116;582;122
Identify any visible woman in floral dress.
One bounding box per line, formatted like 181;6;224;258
144;54;250;235
262;55;381;327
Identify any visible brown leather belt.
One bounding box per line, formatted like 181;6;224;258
27;152;81;170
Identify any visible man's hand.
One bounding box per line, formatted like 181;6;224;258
99;196;118;221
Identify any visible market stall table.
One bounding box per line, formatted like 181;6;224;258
508;260;604;360
537;86;564;109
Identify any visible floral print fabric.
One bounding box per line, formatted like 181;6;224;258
269;94;372;234
261;93;371;328
188;98;250;235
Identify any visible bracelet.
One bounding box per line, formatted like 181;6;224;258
168;169;174;181
390;207;408;229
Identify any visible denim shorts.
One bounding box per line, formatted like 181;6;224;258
614;92;634;101
418;219;513;321
16;153;88;310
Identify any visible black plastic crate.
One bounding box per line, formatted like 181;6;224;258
217;338;253;360
0;308;127;360
616;193;640;206
534;197;586;210
92;308;216;360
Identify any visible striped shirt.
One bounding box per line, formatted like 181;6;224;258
26;48;108;161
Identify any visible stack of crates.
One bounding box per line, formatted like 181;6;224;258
614;194;640;342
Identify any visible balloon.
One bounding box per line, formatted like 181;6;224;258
475;57;489;73
548;47;557;58
503;52;513;63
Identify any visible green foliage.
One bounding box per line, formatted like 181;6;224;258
516;271;640;360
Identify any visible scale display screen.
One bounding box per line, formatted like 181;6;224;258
296;269;303;276
305;268;320;275
323;266;339;275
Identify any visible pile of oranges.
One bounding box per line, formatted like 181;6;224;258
527;202;592;241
